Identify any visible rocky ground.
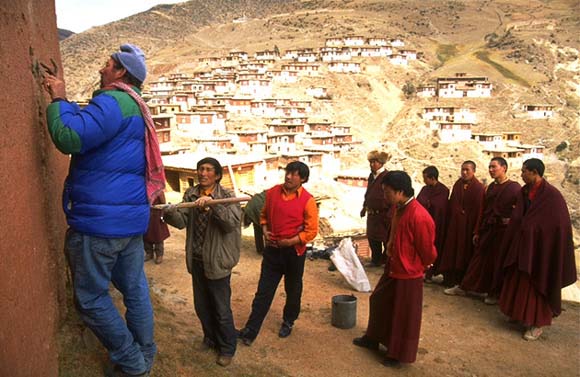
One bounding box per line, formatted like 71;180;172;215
59;228;580;377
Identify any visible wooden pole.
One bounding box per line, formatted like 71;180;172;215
152;196;251;210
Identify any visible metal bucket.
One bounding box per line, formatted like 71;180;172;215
331;294;357;329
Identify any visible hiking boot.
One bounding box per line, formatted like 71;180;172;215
352;335;379;350
216;355;233;367
154;254;163;264
278;322;293;338
144;253;153;262
444;285;466;296
523;326;543;341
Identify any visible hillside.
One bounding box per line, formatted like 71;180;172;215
59;0;580;246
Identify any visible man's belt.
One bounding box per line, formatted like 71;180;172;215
367;209;386;215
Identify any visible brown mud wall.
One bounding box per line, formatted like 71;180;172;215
0;2;68;376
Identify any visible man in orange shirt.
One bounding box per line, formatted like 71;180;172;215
239;161;319;345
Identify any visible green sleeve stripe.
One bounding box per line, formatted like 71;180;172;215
47;102;82;154
104;91;143;118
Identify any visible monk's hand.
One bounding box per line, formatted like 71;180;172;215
194;196;212;211
360;208;366;217
472;234;479;245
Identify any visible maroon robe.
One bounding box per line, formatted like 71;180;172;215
461;180;520;294
365;200;435;363
363;170;392;242
499;180;576;325
144;192;170;244
417;181;449;272
437;177;484;285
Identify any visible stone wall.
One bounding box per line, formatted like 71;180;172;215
0;2;68;376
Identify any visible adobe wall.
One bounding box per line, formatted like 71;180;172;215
0;2;68;376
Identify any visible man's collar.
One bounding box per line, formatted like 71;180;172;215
94;83;142;96
373;166;385;177
282;185;303;197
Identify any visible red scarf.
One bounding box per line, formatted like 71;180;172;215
109;82;166;204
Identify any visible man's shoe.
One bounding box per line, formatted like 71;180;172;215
111;365;149;377
278;322;293;338
352;335;379;350
238;327;256;346
523;326;543;341
216;355;233;367
144;253;153;262
198;338;216;352
382;357;401;368
444;285;466;296
154;255;163;264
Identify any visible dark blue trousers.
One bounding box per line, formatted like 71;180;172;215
191;260;237;356
244;246;306;336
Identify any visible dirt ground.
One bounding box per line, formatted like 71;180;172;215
60;227;579;377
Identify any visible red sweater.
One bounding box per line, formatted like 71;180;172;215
386;199;437;279
265;184;315;255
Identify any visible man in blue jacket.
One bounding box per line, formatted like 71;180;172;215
44;44;158;377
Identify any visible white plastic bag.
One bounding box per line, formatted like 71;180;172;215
330;237;371;292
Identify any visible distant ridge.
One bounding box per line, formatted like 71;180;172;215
58;28;74;41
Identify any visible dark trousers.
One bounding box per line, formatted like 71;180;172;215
252;223;265;254
368;239;386;265
245;246;306;336
191;260;237;356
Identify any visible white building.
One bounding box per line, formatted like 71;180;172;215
524;105;554;119
438;122;473;143
328;61;361;73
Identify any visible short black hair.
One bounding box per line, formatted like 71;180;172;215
381;170;414;197
491;157;508;170
422;166;439;180
285;161;309;183
523;158;545;177
462;160;476;171
197;157;223;183
112;57;143;89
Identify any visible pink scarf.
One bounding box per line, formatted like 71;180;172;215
109;82;166;204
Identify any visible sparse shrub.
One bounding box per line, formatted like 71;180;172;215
555;141;569;152
402;81;416;98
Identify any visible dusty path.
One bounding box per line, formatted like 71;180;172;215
140;228;580;377
59;227;579;376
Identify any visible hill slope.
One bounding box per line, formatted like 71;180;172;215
59;0;580;245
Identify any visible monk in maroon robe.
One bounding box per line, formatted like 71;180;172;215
416;166;449;281
144;191;170;264
354;171;436;368
438;161;484;287
446;157;520;301
499;158;576;341
360;150;392;267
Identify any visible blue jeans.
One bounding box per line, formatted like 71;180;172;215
65;229;156;375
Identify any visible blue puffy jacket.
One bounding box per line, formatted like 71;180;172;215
46;88;149;238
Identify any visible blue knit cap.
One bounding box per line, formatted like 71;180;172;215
111;44;147;83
